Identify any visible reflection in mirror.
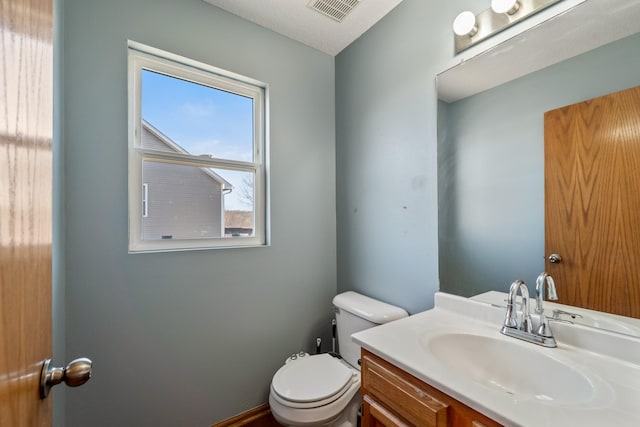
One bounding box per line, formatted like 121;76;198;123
436;1;640;335
471;291;640;338
438;0;640;103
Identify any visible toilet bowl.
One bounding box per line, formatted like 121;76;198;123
269;292;408;427
269;353;361;427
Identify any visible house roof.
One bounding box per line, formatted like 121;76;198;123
142;120;234;190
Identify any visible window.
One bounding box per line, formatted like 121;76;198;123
128;42;268;252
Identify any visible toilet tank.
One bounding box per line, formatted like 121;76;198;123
332;291;408;369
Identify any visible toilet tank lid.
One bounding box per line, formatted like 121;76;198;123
332;291;408;324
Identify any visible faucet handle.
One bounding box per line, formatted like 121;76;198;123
521;314;534;333
552;309;583;319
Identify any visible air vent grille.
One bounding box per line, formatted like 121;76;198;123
308;0;361;23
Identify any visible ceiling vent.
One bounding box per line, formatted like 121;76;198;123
307;0;361;23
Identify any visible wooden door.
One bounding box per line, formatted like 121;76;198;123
0;0;53;425
544;86;640;318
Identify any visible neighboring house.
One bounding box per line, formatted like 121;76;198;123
224;210;254;237
141;120;233;240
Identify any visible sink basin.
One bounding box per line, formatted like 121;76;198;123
422;333;595;403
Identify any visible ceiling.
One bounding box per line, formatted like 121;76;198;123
202;0;406;56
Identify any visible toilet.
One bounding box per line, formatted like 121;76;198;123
269;291;408;427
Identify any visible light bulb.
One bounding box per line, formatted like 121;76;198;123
453;11;478;37
491;0;520;15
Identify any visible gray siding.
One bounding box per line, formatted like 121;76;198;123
142;162;223;239
141;124;175;151
141;126;223;240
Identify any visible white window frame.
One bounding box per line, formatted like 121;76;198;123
128;41;269;253
142;183;149;218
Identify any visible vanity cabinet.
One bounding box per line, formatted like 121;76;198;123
361;349;502;427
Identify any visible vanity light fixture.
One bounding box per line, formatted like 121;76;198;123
453;0;562;54
491;0;521;15
453;11;478;37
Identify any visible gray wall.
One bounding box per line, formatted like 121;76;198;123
335;0;473;314
336;0;640;312
63;0;335;425
438;33;640;297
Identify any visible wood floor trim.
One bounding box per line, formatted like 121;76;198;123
212;403;279;427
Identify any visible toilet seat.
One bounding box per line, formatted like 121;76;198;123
271;354;358;409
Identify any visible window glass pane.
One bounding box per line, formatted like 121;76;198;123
141;70;254;162
141;161;254;240
142;160;227;241
211;169;255;237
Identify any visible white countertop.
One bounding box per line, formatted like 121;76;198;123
352;292;640;427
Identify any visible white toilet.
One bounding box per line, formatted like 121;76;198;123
269;291;408;427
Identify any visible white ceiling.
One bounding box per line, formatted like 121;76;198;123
202;0;405;56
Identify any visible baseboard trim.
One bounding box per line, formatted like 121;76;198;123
212;403;279;427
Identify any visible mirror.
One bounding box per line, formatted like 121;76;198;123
436;0;640;335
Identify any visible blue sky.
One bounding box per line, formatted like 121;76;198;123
142;70;254;210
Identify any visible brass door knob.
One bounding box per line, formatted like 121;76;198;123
548;253;562;264
40;357;92;399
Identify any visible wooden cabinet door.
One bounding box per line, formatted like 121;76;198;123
363;395;410;427
545;86;640;318
0;0;53;425
361;354;448;427
361;350;503;427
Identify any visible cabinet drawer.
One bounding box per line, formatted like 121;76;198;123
362;354;448;427
364;395;411;427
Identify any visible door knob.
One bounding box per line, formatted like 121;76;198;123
40;357;92;399
548;253;562;264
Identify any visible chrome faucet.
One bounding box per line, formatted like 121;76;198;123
535;272;558;340
500;278;557;347
502;280;533;333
